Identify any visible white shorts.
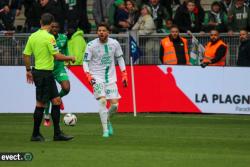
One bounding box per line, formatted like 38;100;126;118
93;82;121;100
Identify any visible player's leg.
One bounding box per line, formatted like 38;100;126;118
31;100;46;141
97;97;109;137
43;69;69;127
93;82;109;137
49;73;73;141
57;68;70;110
31;70;49;141
58;80;70;110
43;101;51;127
59;80;70;97
108;99;119;119
105;83;121;136
107;99;119;136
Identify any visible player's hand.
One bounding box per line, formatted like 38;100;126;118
26;71;33;84
70;56;76;63
200;62;209;68
121;70;128;87
85;72;96;86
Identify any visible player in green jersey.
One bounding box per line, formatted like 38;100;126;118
44;21;71;127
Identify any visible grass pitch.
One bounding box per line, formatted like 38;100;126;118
0;113;250;167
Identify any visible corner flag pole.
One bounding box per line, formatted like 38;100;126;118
130;57;137;117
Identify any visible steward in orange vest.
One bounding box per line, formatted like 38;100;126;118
160;26;190;65
202;29;228;66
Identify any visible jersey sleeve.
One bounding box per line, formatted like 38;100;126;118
47;36;59;55
114;40;124;58
83;43;93;62
23;37;32;56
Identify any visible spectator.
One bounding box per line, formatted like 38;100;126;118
162;18;173;33
93;0;115;27
219;0;235;13
66;23;87;65
160;0;181;18
126;0;140;29
228;0;250;34
184;0;205;23
203;1;228;32
148;0;170;32
4;0;22;31
54;0;67;32
40;0;66;33
22;0;41;32
132;4;156;35
174;0;203;33
237;29;250;66
0;0;11;30
134;0;148;8
201;29;228;67
77;0;91;33
65;0;91;33
159;25;190;65
114;0;130;32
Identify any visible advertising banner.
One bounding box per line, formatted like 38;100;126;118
1;66;250;114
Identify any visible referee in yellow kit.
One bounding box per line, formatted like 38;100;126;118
23;13;75;142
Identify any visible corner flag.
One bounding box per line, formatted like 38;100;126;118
129;35;142;63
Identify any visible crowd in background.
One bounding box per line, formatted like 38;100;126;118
0;0;250;34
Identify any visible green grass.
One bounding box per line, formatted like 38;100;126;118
0;113;250;167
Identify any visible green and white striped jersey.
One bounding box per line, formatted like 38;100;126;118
84;38;124;84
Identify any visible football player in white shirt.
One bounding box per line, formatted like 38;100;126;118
83;23;128;138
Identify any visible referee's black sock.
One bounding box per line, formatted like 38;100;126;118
32;107;44;137
51;105;61;136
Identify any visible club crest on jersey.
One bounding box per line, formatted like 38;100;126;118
101;54;111;65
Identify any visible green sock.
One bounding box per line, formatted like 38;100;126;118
44;101;51;116
59;89;68;98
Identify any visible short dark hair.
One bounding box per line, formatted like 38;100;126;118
41;13;55;26
210;28;219;33
97;22;110;31
211;1;221;8
186;0;195;4
170;25;179;31
240;29;248;33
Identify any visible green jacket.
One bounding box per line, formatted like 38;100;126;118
67;29;86;65
203;11;228;32
228;5;250;31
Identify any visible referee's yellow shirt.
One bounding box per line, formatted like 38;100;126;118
23;29;59;70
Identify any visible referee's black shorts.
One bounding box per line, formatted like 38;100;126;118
32;69;59;103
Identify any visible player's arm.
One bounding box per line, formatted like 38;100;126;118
23;38;33;84
48;36;75;62
83;44;95;85
115;41;128;87
54;52;75;62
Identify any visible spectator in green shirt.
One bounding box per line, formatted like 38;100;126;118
203;1;228;32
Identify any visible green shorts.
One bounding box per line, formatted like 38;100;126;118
53;67;69;83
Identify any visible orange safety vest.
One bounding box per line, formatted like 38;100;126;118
161;36;190;65
203;39;228;66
